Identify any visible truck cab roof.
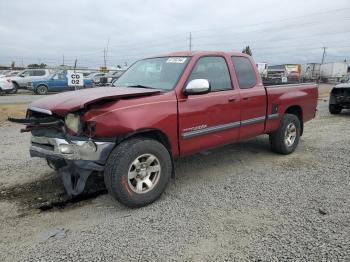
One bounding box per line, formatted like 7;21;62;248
150;50;249;58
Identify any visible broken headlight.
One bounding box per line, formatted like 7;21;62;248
65;113;80;133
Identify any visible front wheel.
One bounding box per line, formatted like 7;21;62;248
104;138;172;208
269;114;301;155
329;104;342;114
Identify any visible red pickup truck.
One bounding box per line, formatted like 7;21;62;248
11;51;318;207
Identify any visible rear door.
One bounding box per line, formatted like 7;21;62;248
231;56;267;139
33;70;46;80
178;56;241;156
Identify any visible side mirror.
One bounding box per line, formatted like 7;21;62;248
184;79;210;95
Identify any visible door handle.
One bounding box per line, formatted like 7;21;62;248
228;97;236;102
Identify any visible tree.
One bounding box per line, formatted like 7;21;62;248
27;63;47;68
242;46;252;56
11;61;15;69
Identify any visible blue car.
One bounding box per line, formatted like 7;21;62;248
28;72;94;95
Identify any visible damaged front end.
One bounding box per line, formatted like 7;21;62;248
9;106;115;196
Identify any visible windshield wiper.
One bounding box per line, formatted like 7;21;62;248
127;84;156;89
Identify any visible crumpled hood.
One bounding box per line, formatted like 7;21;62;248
29;87;161;116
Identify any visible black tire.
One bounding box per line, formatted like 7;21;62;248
10;82;18;94
36;85;48;95
269;113;301;155
329;104;342;114
104;138;172;208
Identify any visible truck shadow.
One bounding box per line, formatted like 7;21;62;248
174;135;272;181
1;135;274;213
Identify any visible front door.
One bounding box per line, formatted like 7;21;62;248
178;56;241;156
51;73;67;91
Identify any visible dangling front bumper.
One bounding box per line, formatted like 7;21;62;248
30;135;115;161
30;135;115;196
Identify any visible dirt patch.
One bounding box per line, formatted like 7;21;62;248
0;104;27;124
0;172;107;215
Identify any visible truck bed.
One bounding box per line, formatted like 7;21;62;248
264;83;318;133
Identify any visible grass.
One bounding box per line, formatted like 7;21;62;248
0;104;27;124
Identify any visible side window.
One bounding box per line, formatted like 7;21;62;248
231;57;257;89
33;70;45;76
20;71;30;77
187;56;232;91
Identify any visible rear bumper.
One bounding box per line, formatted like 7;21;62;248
30;135;115;162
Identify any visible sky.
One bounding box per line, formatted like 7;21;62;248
0;0;349;68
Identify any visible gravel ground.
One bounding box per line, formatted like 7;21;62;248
0;96;349;261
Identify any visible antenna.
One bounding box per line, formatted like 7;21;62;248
321;47;327;64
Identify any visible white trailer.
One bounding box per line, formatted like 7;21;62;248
320;62;348;83
256;63;268;79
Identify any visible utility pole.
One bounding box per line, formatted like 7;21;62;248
105;37;110;67
189;32;192;52
62;54;65;65
321;47;327;64
103;48;106;68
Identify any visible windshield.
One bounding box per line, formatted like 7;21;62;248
113;57;190;90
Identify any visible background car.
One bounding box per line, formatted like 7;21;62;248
85;72;106;86
7;69;53;93
0;78;15;95
100;70;125;86
28;71;94;95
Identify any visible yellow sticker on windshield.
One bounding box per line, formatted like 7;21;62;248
166;57;187;64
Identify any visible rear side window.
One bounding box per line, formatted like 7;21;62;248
231;57;257;89
33;70;45;76
187;56;232;92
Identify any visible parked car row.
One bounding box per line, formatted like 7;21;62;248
0;68;125;95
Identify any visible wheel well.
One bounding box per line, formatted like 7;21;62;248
12;81;19;87
37;84;48;88
285;105;304;136
119;129;172;152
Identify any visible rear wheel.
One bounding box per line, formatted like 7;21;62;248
104;138;172;208
36;85;48;95
269;113;301;155
329;104;342;114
